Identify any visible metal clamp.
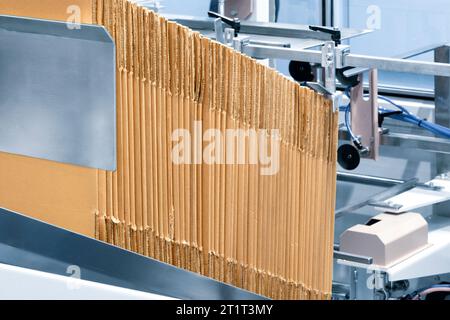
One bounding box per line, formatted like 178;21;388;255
350;69;380;160
305;82;342;112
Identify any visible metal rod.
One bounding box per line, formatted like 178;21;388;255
165;15;450;77
165;15;337;40
337;172;404;187
337;172;443;192
343;43;446;78
249;39;291;48
396;43;445;60
243;44;323;63
433;45;450;217
243;45;450;77
335;178;419;217
339;129;450;155
345;54;450;77
333;244;373;265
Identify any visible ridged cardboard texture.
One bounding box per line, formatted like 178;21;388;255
0;0;338;299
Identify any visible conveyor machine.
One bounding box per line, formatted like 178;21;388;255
1;5;450;300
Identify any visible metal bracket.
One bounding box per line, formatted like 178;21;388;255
350;69;380;160
214;17;225;43
336;45;350;69
212;15;249;53
303;41;343;112
0;15;116;171
322;41;337;93
305;82;342;112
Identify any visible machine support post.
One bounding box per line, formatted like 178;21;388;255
350;69;380;160
434;45;450;217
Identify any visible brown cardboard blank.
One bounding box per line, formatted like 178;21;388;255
0;0;93;23
0;153;97;237
0;0;339;300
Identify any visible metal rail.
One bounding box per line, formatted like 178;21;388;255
242;44;450;77
333;244;373;265
337;172;405;187
164;14;369;41
243;45;323;63
339;129;450;155
345;54;450;77
0;208;265;300
335;178;419;217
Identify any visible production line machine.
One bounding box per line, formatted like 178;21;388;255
0;2;450;300
163;9;450;300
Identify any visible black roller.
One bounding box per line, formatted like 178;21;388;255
289;61;314;82
338;144;361;171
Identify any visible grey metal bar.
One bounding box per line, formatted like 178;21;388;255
434;45;450;217
164;14;371;48
342;45;444;78
343;43;446;83
168;15;450;78
380;132;450;154
345;54;450;77
339;129;450;155
337;172;442;191
249;39;291;48
371;84;434;99
167;14;450;78
244;44;450;77
345;43;450;78
337;172;404;187
335;178;418;217
166;14;344;40
242;44;323;63
397;43;445;60
337;83;435;99
333;244;373;265
238;21;330;39
0;208;265;300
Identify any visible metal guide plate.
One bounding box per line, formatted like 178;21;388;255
0;208;265;300
0;15;116;170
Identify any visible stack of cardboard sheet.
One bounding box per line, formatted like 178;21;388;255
0;0;338;299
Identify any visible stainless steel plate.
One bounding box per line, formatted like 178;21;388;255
0;15;116;170
0;207;266;300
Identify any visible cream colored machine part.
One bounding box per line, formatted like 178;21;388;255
340;213;428;267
